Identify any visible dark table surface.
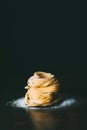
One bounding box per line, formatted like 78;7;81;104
0;93;87;130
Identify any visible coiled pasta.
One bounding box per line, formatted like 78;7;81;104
25;71;60;106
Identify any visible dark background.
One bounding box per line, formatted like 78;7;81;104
0;1;87;97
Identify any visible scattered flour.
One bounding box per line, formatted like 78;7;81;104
6;97;76;110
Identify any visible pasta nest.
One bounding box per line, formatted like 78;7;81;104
25;71;60;106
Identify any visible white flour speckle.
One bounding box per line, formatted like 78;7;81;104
6;97;76;110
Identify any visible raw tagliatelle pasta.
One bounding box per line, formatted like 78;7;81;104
25;71;61;106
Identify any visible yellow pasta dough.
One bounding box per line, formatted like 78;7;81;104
25;71;61;106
